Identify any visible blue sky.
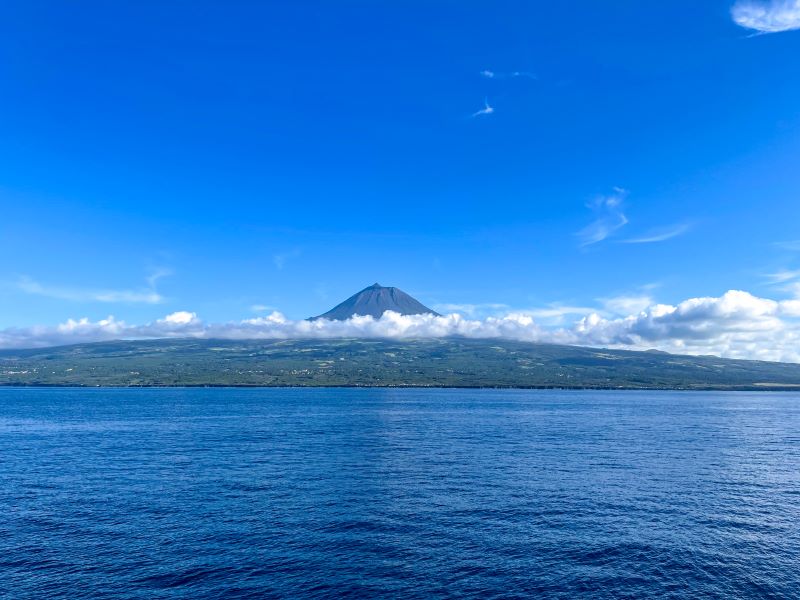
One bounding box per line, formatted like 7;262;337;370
2;1;800;358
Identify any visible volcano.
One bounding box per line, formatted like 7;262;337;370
310;283;440;321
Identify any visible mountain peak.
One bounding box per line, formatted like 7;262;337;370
310;283;440;321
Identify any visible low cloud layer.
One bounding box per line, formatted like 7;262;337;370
2;290;800;363
732;0;800;34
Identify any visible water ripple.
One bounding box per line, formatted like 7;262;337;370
2;388;799;599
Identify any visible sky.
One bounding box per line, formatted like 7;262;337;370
2;1;800;360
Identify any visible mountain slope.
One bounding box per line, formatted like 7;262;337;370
310;283;439;320
2;337;800;389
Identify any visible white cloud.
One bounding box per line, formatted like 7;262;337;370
621;223;691;244
4;290;800;362
573;290;800;362
732;0;800;34
776;240;800;251
782;299;800;316
480;70;537;80
577;188;629;246
0;316;131;349
471;98;494;117
16;276;164;304
158;311;198;325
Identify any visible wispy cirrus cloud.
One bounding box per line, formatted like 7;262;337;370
775;240;800;251
578;190;692;247
763;269;800;284
15;275;166;304
273;249;301;270
732;0;800;34
480;70;537;80
577;188;629;246
621;223;692;244
146;267;173;288
471;98;494;117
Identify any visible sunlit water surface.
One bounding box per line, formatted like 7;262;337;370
2;388;799;599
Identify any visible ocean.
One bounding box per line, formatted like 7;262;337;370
2;387;799;599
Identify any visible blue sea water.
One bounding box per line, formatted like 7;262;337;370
1;388;799;599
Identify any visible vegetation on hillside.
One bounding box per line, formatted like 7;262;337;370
2;338;800;389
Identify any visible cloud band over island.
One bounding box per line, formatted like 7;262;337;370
3;290;800;363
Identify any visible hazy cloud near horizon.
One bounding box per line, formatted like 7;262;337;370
2;290;800;363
